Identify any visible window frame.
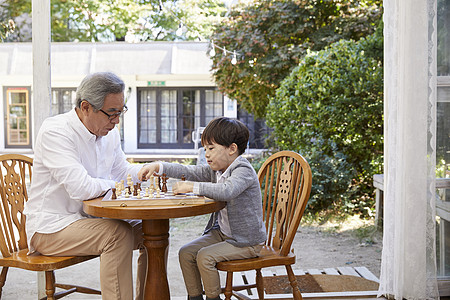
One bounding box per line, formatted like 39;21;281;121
3;87;31;148
137;87;224;149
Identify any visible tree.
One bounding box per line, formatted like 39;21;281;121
1;0;226;42
266;28;383;216
210;0;382;118
0;0;31;41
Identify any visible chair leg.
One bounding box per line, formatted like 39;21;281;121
45;271;56;300
255;269;264;300
286;265;302;300
223;271;233;300
0;267;9;296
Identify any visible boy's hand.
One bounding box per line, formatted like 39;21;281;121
172;181;194;194
138;163;160;181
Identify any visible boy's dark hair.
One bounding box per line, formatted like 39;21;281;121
201;117;249;155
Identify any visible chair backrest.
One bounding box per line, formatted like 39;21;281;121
258;151;312;257
0;154;33;257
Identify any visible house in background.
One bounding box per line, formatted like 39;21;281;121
0;41;269;160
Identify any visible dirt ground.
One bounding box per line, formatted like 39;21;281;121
1;214;382;299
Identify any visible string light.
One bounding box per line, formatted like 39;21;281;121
209;41;216;57
231;50;237;65
176;24;183;36
158;0;243;65
209;41;243;65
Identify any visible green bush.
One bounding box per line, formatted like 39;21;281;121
266;31;383;217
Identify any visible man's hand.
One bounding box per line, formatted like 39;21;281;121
172;181;194;194
138;163;160;181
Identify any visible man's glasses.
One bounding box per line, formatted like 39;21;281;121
99;106;128;120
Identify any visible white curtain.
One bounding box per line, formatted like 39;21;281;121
380;0;439;299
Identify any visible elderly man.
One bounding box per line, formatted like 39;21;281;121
24;72;147;299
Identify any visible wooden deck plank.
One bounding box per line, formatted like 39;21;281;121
323;268;340;275
294;269;306;275
337;266;360;277
233;271;246;286
276;267;288;276
243;270;258;297
262;290;379;299
354;266;379;283
307;268;322;275
262;269;275;277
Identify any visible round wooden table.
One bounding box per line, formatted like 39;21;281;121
83;197;226;300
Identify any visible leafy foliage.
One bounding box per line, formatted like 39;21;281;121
266;28;383;217
0;0;31;41
210;0;382;118
1;0;226;42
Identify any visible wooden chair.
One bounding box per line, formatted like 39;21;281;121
217;151;312;300
0;154;100;299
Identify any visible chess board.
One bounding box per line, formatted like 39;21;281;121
101;188;211;207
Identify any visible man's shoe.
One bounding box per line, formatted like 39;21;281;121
188;295;204;300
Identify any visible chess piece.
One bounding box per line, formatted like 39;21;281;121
144;188;149;198
149;188;154;198
124;191;130;198
150;175;155;189
156;189;161;198
158;176;162;190
133;184;138;196
111;188;117;200
161;173;168;193
136;189;142;199
181;174;186;181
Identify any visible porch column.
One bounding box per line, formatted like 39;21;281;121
32;0;51;146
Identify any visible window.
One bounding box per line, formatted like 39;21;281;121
138;88;223;149
4;87;31;148
51;89;76;115
436;0;450;278
237;107;271;149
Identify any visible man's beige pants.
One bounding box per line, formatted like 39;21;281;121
31;218;146;300
179;229;262;299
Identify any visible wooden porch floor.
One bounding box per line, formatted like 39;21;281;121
227;266;382;300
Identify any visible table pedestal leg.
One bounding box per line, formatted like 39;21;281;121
142;219;170;300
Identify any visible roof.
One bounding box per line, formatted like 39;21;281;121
0;41;212;77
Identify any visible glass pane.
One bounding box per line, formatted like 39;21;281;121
10;106;25;116
437;88;450;185
161;90;177;143
205;103;213;116
161;130;176;143
139;90;157;144
18;118;27;130
63;90;76;112
9;117;17;129
205;89;223;120
19;131;27;142
51;91;59;115
52;91;59;104
9;91;26;104
182;90;197;144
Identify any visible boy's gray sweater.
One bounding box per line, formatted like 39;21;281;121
161;156;266;247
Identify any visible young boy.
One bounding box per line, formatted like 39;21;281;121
138;117;266;300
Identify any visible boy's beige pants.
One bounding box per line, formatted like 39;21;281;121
179;229;262;299
31;218;146;300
